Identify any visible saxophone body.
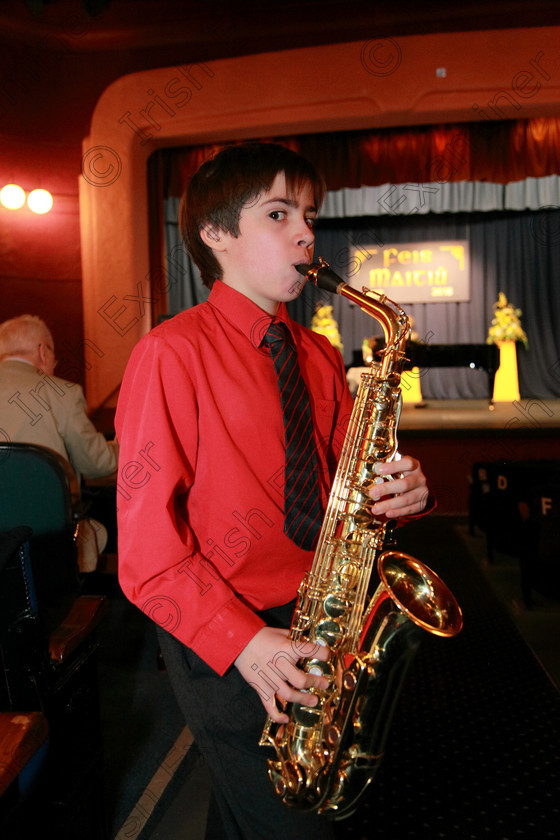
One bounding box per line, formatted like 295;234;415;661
259;259;463;819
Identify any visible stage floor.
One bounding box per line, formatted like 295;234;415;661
399;398;560;433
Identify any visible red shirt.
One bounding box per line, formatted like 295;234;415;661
115;281;354;674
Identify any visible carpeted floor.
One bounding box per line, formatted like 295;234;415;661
95;583;186;837
96;514;560;839
337;515;560;839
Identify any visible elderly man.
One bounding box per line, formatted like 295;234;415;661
0;314;118;570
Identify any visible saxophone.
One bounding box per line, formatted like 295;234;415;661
259;258;463;819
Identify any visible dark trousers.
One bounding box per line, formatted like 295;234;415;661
156;602;337;840
82;484;118;553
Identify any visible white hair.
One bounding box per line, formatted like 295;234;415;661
0;314;54;360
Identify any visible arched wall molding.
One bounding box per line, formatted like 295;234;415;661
80;27;560;409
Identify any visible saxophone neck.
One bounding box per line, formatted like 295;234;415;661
297;259;410;375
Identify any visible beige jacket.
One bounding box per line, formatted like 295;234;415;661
0;359;119;570
0;359;118;491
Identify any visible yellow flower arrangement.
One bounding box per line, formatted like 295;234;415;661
486;292;529;349
311;304;344;354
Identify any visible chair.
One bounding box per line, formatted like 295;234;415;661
468;460;527;562
468;458;560;605
0;711;49;824
0;444;108;838
521;483;560;607
468;461;494;538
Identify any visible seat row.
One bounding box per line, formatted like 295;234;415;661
469;458;560;607
0;443;108;838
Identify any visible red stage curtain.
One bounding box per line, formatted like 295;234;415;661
153;117;560;197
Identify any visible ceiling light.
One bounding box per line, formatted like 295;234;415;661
0;184;26;210
27;189;54;214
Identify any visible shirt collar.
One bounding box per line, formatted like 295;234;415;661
207;281;297;350
1;357;36;368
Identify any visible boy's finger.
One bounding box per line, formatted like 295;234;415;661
264;698;289;725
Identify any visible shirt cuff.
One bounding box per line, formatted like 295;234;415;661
397;487;437;525
191;597;267;676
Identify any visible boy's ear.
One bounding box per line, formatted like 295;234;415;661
200;224;226;251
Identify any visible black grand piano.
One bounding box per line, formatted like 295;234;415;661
348;341;500;404
405;342;500;403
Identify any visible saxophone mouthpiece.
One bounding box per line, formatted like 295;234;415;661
296;259;344;294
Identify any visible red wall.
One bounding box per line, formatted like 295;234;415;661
0;138;83;379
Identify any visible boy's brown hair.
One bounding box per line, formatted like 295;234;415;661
179;142;326;288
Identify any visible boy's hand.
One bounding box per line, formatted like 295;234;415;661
234;626;330;724
367;455;430;519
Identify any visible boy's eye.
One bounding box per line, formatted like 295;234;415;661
269;210;286;221
306;217;316;229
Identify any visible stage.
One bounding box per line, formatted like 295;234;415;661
399;398;560;433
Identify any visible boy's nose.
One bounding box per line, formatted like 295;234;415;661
295;220;314;247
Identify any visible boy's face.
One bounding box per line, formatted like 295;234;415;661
206;172;317;315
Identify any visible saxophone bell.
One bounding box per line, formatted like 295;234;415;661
376;550;463;639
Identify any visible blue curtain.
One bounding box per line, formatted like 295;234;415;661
290;208;560;399
289;210;560;400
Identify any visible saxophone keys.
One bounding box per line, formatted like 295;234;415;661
306;658;334;678
269;761;302;796
316;619;343;647
343;670;357;691
274;776;287;796
323;593;349;618
336;561;361;588
326;725;341;746
293;698;322;726
351;507;374;527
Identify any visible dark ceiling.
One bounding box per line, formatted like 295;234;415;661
1;1;559;145
2;1;560;52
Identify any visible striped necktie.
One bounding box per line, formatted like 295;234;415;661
263;321;322;551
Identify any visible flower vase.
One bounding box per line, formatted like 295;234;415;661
493;340;520;402
401;367;423;404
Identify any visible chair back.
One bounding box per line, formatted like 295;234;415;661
470;458;560;561
0;443;77;611
0;443;73;535
527;482;560;597
0;530;44;711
